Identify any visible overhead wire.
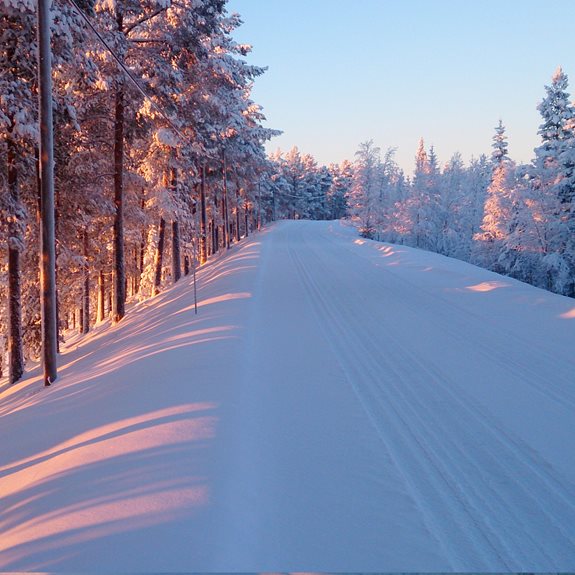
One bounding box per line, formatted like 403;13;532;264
65;0;189;144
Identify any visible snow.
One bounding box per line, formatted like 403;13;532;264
1;220;575;571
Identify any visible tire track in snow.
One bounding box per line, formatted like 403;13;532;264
287;222;575;571
309;228;575;565
323;224;575;410
288;236;509;570
321;228;575;503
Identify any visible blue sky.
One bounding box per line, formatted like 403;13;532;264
226;0;575;175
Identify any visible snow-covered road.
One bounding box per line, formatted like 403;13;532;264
1;220;575;571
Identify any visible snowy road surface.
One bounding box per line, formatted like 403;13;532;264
1;220;575;571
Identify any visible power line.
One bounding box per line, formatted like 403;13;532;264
65;0;189;145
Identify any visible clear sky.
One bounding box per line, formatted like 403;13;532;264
226;0;575;175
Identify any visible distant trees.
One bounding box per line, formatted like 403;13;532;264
327;160;352;220
346;68;575;299
266;147;337;221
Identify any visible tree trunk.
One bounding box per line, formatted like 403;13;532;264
112;8;126;323
154;217;166;295
137;188;146;293
220;198;226;249
97;270;105;323
172;220;181;282
82;230;90;334
212;217;218;255
235;178;241;242
257;182;262;230
222;151;230;249
169;167;181;282
7;135;24;385
200;165;207;264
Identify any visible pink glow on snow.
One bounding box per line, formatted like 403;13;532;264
378;245;397;257
94;326;237;368
466;281;511;293
0;404;215;567
179;292;252;314
559;307;575;319
0;403;215;475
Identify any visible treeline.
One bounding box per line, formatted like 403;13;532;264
0;0;280;383
349;68;575;299
3;4;573;386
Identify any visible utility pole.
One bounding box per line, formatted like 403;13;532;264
37;0;58;386
112;7;126;322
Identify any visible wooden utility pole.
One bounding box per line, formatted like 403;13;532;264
37;0;58;386
112;7;126;322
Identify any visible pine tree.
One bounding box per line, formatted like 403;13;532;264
327;161;353;220
492;119;509;166
474;121;517;271
409;138;438;249
0;1;37;383
523;68;575;294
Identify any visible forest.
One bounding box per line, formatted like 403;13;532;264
348;68;575;302
2;0;574;384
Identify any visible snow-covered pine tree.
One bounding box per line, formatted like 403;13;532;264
435;152;467;258
521;68;575;294
474;121;518;271
492;119;509;166
0;1;37;383
466;154;491;239
327;161;353;220
376;147;404;241
408;138;434;248
1;0;93;381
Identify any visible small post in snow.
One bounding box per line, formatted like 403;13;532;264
192;229;198;315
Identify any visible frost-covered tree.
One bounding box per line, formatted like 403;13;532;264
0;1;35;383
492;119;509;166
0;0;94;382
0;0;279;382
473;122;518;270
263;148;336;222
407;139;439;249
327;160;353;220
521;68;575;294
349;140;381;238
435;152;467;257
